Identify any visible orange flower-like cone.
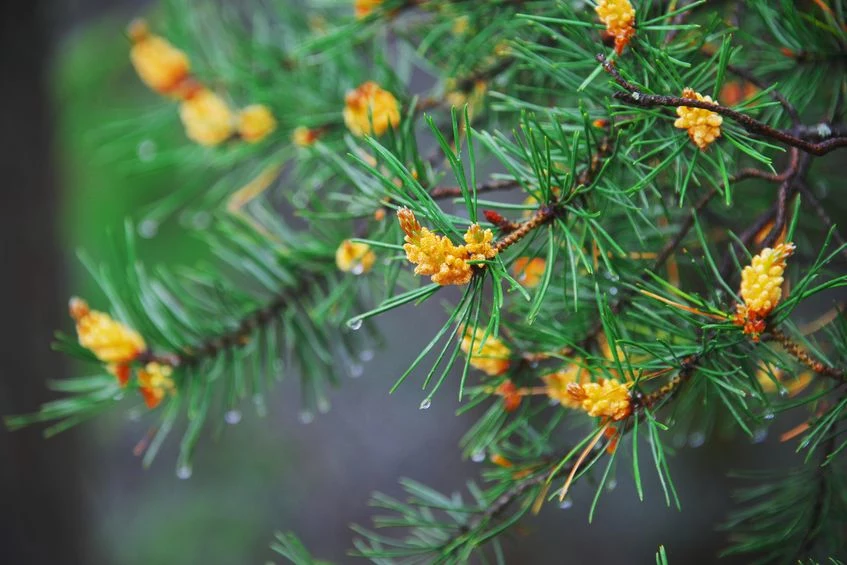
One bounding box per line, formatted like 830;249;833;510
397;208;473;285
237;104;277;143
397;208;498;286
69;297;146;365
495;380;522;412
354;0;383;19
543;363;591;409
565;378;632;421
179;89;235;146
674;88;723;150
595;0;636;54
460;327;511;376
734;242;795;341
292;126;320;147
463;224;497;262
512;257;546;288
128;19;193;98
137;362;176;409
343;81;400;137
335;240;377;274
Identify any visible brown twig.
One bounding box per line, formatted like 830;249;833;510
430;178;522;200
137;285;303;369
768;327;846;383
455;471;548;537
596;54;847;156
494;206;557;253
490;135;614;253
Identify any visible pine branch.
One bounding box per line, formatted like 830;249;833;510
768;328;847;383
597;55;847;156
136;280;307;368
429;178;522;200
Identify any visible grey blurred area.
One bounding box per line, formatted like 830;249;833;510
0;1;805;564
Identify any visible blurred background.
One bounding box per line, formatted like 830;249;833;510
0;1;817;564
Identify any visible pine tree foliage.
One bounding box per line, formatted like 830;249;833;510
8;0;847;562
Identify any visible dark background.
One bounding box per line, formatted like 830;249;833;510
0;1;814;563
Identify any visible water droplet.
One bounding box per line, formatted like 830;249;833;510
529;361;540;369
559;498;574;510
137;139;157;162
252;394;267;417
299;410;315;424
419;398;432;410
359;349;374;362
752;428;768;444
349;363;364;378
351;263;365;275
778;386;789;398
317;398;330;414
688;431;706;448
763;410;775;420
139;219;159;239
606;479;617;492
471;450;486;463
224;410;242;425
176;464;193;479
609;286;618;296
347;318;363;331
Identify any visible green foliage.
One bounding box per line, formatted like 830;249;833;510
11;0;847;562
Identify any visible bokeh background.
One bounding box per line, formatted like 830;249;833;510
0;1;824;564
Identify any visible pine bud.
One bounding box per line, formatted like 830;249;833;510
343;81;400;137
137;362;176;409
179;89;235;146
69;297;146;364
292;126;319;147
459;327;511;377
354;0;383;19
128;19;192;98
595;0;636;55
108;363;132;387
734;242;795;341
335;240;376;274
673;88;723;150
565;378;632;421
237;104;277;143
511;257;546;288
495;380;522;412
